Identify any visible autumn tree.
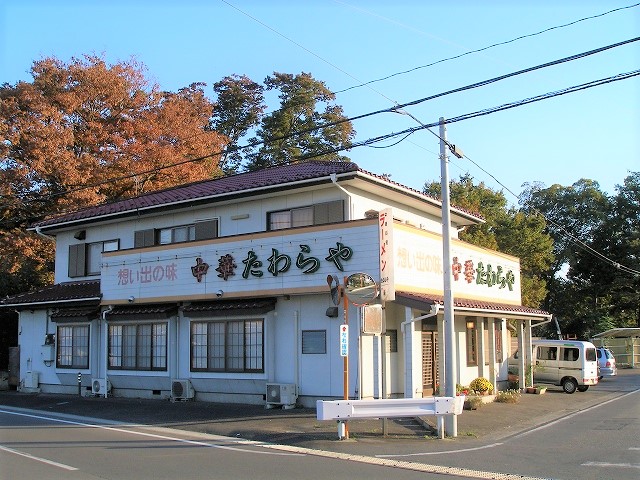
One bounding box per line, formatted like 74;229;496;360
424;174;554;308
0;55;227;298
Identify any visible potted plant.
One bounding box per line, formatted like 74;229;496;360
535;385;547;394
469;377;493;396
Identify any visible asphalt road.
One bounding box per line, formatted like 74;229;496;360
1;370;638;479
0;409;496;480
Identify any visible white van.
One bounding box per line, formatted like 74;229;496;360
509;340;599;394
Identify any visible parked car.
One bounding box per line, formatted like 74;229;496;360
508;340;599;393
596;347;617;378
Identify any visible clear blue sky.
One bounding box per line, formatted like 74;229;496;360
1;0;638;202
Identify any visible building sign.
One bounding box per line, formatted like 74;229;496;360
378;208;395;302
101;223;379;302
393;224;522;305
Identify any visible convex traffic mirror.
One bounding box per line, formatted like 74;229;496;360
344;273;379;306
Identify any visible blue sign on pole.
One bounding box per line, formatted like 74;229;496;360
340;324;348;357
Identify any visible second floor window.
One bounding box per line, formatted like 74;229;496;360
69;239;119;277
267;200;344;231
134;219;219;248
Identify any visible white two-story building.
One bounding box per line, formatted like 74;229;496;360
3;161;550;406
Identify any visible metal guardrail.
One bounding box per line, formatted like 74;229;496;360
317;396;465;439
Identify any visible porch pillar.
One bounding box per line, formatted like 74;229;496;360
402;307;420;398
487;317;497;392
478;318;487;378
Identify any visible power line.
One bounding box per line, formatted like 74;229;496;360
4;70;638;276
334;2;640;94
3;67;638;215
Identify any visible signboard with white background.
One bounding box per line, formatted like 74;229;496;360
101;221;379;302
392;223;522;305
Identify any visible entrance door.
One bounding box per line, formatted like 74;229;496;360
422;331;439;396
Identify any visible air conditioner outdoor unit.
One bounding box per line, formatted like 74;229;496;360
265;383;297;409
171;379;195;401
91;378;111;395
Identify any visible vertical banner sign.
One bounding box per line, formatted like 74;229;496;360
378;208;395;301
340;324;349;357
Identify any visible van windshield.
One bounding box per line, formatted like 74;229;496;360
586;348;596;362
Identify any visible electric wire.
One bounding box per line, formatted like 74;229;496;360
334;2;640;94
5;67;637;221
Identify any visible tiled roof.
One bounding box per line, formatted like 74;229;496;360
1;280;101;307
32;161;483;229
33;161;361;228
395;291;550;317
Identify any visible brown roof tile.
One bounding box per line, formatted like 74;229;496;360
33;161;361;228
395;290;550;317
32;161;483;229
1;280;101;307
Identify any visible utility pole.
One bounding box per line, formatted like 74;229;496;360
439;117;462;438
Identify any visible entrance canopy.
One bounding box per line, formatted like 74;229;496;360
395;291;552;324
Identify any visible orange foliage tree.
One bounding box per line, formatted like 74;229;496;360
0;55;227;296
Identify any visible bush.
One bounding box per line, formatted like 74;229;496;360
464;395;484;410
495;389;521;403
469;377;493;394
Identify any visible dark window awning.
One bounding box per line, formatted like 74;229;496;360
106;304;178;321
51;306;100;323
394;291;552;324
182;298;277;318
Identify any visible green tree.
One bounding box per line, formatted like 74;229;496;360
245;72;355;170
210;74;265;175
518;176;640;336
570;172;640;328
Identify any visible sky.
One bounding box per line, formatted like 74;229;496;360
1;0;638;204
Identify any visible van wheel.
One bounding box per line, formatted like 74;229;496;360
577;385;589;392
562;378;578;394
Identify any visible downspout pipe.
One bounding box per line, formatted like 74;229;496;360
101;305;114;398
330;173;352;218
401;303;440;332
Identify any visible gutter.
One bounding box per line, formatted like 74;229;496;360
34;225;55;240
2;297;102;309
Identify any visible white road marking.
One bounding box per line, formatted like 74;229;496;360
0;444;78;470
0;408;301;456
376;442;504;457
511;388;640;440
266;443;553;480
582;461;640;470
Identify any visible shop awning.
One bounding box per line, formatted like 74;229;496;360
182;297;277;317
106;304;178;321
394;291;552;324
50;306;100;323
